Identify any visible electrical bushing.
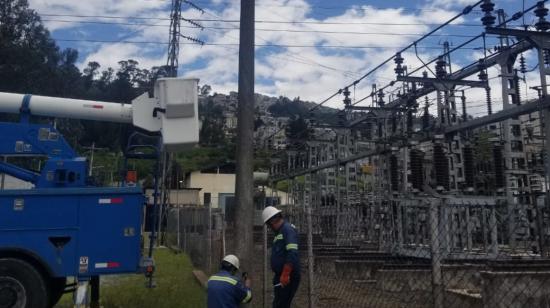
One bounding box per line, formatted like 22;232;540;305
513;70;521;105
343;87;351;107
434;144;450;190
407;110;413;134
435;56;447;78
519;53;527;74
423;97;430;129
390;155;399;191
535;1;550;31
410;149;424;191
477;61;488;81
493;145;505;188
377;89;385;107
394;52;405;76
463;146;475;189
481;0;496;27
486;87;492;115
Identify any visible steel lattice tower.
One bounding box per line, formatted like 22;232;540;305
166;0;182;78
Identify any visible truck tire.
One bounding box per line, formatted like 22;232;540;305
0;258;49;308
48;277;66;308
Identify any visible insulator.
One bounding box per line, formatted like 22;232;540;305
545;50;550;65
390;155;399;191
433;144;450;190
394;52;405;76
423;97;430;129
519;53;527;74
343;87;351;98
391;115;397;133
394;52;404;65
407;110;413;134
513;70;521;105
535;1;550;31
478;60;488;81
486;87;492;115
435;57;447;78
461;93;467;122
463;146;475;189
377;89;385;107
378;122;383;138
343;87;351;107
410;149;424;191
536;1;549;18
478;70;488;81
493;145;505;188
480;0;496;27
422;70;428;78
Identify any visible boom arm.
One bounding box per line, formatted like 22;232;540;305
0;78;199;188
0;92;132;124
0;78;200;151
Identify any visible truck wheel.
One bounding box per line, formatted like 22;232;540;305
48;278;66;308
0;258;49;308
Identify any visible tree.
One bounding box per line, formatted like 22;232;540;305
200;84;212;96
286;117;310;141
0;0;92;98
199;98;226;146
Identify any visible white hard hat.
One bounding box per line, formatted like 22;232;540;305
222;254;240;270
262;206;282;224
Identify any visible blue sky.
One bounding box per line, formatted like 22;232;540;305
30;0;544;112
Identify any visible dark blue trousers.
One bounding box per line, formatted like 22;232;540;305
272;273;300;308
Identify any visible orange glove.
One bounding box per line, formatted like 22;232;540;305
280;263;293;287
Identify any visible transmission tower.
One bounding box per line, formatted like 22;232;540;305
166;0;183;78
166;0;204;78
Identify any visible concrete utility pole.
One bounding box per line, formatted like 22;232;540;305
234;0;255;272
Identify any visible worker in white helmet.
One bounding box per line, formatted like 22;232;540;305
262;206;300;308
207;254;252;308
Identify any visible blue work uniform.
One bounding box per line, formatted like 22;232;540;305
207;270;252;308
271;221;300;308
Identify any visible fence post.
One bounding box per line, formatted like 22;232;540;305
307;172;316;308
176;208;181;250
208;203;212;273
429;199;443;308
489;203;499;255
263;224;268;308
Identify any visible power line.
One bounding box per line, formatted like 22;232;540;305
53;38;483;50
41;18;491;38
144;0;484;14
38;13;485;26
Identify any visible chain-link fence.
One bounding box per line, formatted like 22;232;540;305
166;206;225;275
275;177;550;308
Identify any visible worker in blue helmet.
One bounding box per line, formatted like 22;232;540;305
207;254;252;308
262;206;300;308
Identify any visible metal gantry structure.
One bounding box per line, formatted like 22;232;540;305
266;2;550;306
268;1;550;303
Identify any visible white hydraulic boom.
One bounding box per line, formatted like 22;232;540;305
0;78;199;151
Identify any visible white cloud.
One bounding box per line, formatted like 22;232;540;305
30;0;535;115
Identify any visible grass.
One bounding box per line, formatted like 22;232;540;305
55;249;206;308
